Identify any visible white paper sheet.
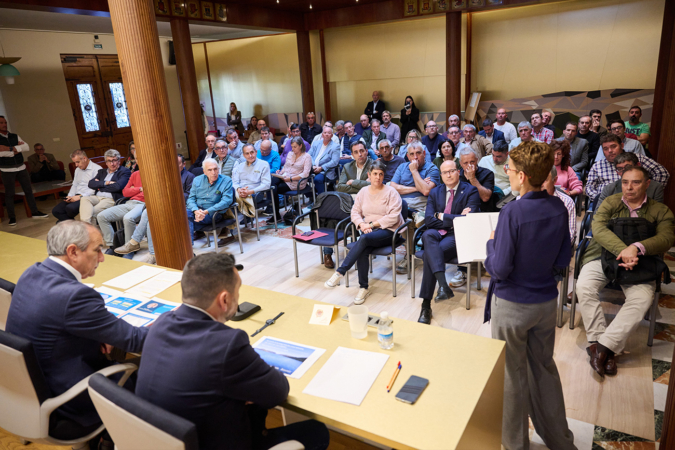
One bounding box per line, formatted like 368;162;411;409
454;212;500;263
253;336;325;379
103;265;165;290
302;347;389;405
125;271;183;298
95;286;124;301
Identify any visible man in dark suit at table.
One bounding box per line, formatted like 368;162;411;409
364;90;385;123
135;253;329;450
417;160;480;324
6;220;148;441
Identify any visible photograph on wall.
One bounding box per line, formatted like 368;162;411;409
419;0;434;14
171;0;186;16
186;0;201;18
403;0;418;16
469;0;485;6
154;0;171;15
452;0;466;9
435;0;450;12
486;0;502;4
201;1;215;19
216;3;227;21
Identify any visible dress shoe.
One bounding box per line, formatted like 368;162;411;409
114;239;141;254
604;352;617;376
418;306;432;324
217;236;236;247
435;286;454;302
324;254;335;269
586;344;606;378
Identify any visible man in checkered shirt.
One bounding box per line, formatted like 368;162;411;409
585;134;669;202
531;112;554;144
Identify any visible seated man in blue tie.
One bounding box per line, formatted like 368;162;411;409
6;220;148;442
417;160;480;324
136;253;330;450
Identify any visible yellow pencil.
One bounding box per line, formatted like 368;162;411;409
387;362;402;392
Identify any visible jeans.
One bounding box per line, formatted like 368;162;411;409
1;169;39;218
336;228;394;289
187;208;222;243
96;200;145;246
131;208;155;255
314;172;327;195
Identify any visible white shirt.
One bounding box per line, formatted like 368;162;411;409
312;134;339;145
0;131;30;172
68;159;103;197
494;122;518;145
97;171;115;199
316;143;329;162
356;162;366;180
48;256;83;283
484;132;494;144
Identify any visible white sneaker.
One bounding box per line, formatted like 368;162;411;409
354;288;369;305
325;272;342;288
449;271;467;287
413;212;425;227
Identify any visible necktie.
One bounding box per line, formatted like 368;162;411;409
438;189;454;236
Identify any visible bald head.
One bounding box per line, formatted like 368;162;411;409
260;139;272;156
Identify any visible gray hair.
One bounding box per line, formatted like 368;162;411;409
518;121;533;130
378;139;392;148
290;136;307;152
322;125;334;134
70;149;87;159
226;129;238;137
104;149;120;159
457;145;479;160
407;141;424;153
47;221;96;256
448;114;460;122
463;124;476;132
371;119;381;126
335;120;345;127
202;158;218;170
215;139;227;146
242;143;255;152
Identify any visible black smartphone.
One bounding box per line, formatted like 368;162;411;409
395;376;428;405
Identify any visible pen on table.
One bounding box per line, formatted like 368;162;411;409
387;361;402;393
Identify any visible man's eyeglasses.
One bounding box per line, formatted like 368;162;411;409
441;169;459;175
615;164;633;174
106;159;120;164
426;125;438;129
610;126;624;131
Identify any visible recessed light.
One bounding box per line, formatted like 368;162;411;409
309;4;312;8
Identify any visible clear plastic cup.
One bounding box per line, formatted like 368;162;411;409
348;305;369;339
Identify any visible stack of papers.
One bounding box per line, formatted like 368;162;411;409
103;266;166;290
96;287;180;327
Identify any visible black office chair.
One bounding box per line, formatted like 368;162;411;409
0;277;15;331
198;187;244;254
282;174;316;220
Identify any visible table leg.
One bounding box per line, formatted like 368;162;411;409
24;198;32;218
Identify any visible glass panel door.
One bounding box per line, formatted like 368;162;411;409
76;83;101;132
109;82;130;129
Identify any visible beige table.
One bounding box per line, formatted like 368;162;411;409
0;231;505;450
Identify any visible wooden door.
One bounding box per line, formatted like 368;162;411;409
98;56;133;156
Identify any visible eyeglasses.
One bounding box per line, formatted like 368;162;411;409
215;146;227;150
426;125;438;129
441;169;459;175
106;158;120;164
610;126;624;131
615;164;633;174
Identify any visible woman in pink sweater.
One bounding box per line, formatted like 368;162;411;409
324;160;404;304
551;139;583;197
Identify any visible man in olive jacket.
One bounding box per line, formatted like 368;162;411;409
577;166;675;378
337;141;372;195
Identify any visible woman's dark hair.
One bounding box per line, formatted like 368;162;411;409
405;95;416;107
549;139;571;171
369;159;387;174
290;136;306;153
437;138;456;158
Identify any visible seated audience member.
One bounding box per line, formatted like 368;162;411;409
596;119;646;162
577;115;601;162
596;152;664;208
531;113;554;144
400;129;431;163
542;109;556;133
508;121;541;150
458;146;495;212
300;112;322;143
625;105;650;149
478;140;511;196
585;134;669;202
550;139;583;197
400;95;420;138
226;102;243;134
233;144;272;218
365;90;385;122
360;119;386;155
494;108;518;144
577;166;675;377
340;120;362;161
311;121;339;146
378;139;405;184
186;158;233;244
124;141;138;172
189;133;217;175
281;123;309;167
432;138;459;170
325;160;403;302
337;141;372;195
280;123;294;149
136;253;330;450
354;114;372;136
225;129;246;161
97;168;145;255
81;149;131;224
380;110;401;148
590;109;608;138
422;121;445;159
542;166;576;243
28;143;66;183
53;150;102;222
243;115;258;141
443;115;464;139
417;160;480;325
479;118;506;145
246;118;266;144
115;155;193;264
268;136;313;223
556;122;589;177
7;221;147;440
214;138;239;178
462;124;493;157
334;120;347;150
257;139;281;174
446;126;469;156
308;125;340;195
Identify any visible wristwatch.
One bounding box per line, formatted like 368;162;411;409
369;221;373;228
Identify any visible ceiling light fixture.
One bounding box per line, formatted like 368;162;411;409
309;4;312;9
0;39;20;85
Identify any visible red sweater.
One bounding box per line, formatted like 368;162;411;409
122;170;144;202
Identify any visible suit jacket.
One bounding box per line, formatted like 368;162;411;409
308;139;341;180
189;148;214;172
364;100;386;122
337;158;373;194
360;130;386;151
424;181;481;234
27;152;60;173
136;304;289;450
6;258;148;426
181;168;195;201
87;166;131;202
478;129;506;145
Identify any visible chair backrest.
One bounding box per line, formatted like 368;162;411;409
88;374;199;450
0;278;15;331
401;199;408;220
315;193;352;221
0;330;52;439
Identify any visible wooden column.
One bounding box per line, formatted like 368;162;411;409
446;12;462;118
649;0;675;160
296;30;316;116
319;29;332;122
464;12;472;114
109;0;193;270
170;17;203;164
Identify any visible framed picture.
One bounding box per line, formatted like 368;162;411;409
171;0;186;16
468;0;485;6
186;0;201;18
419;0;434;14
154;0;170;15
215;3;227;21
201;1;215;20
452;0;466;9
403;0;418;16
435;0;450;12
486;0;502;4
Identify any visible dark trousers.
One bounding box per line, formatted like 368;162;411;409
249;406;329;450
271;177;294;217
53;200;81;222
30;166;66;183
314;172;327;195
336;229;394;289
419;229;457;300
187;209;222;243
1;169;39;219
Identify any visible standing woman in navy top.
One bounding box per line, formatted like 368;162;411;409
484;141;576;450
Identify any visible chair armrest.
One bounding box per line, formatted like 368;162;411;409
346;222;358;244
573;237;591;279
392;219;412;249
209;203;238;228
115;197;130;206
335;216;352;244
252;186;275;208
291;210;313;235
413;224;428;250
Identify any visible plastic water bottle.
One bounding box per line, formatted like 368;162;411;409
378;312;394;350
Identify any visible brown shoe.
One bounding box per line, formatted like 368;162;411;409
324;254;335;269
217;236;236;247
586;344;606;378
604;352;617;376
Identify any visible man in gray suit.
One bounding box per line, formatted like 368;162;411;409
596;152;664;208
308;125;341;195
556;122;588;178
338;141;373;195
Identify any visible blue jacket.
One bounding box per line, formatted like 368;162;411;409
308;139;341;180
186;174;233;214
478;129;506;145
424;181;481;233
136;304;289;450
257;149;281;174
87;166;131;202
6;258;148;426
342;134;362;155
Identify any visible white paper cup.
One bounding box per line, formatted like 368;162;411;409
348;305;369;339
